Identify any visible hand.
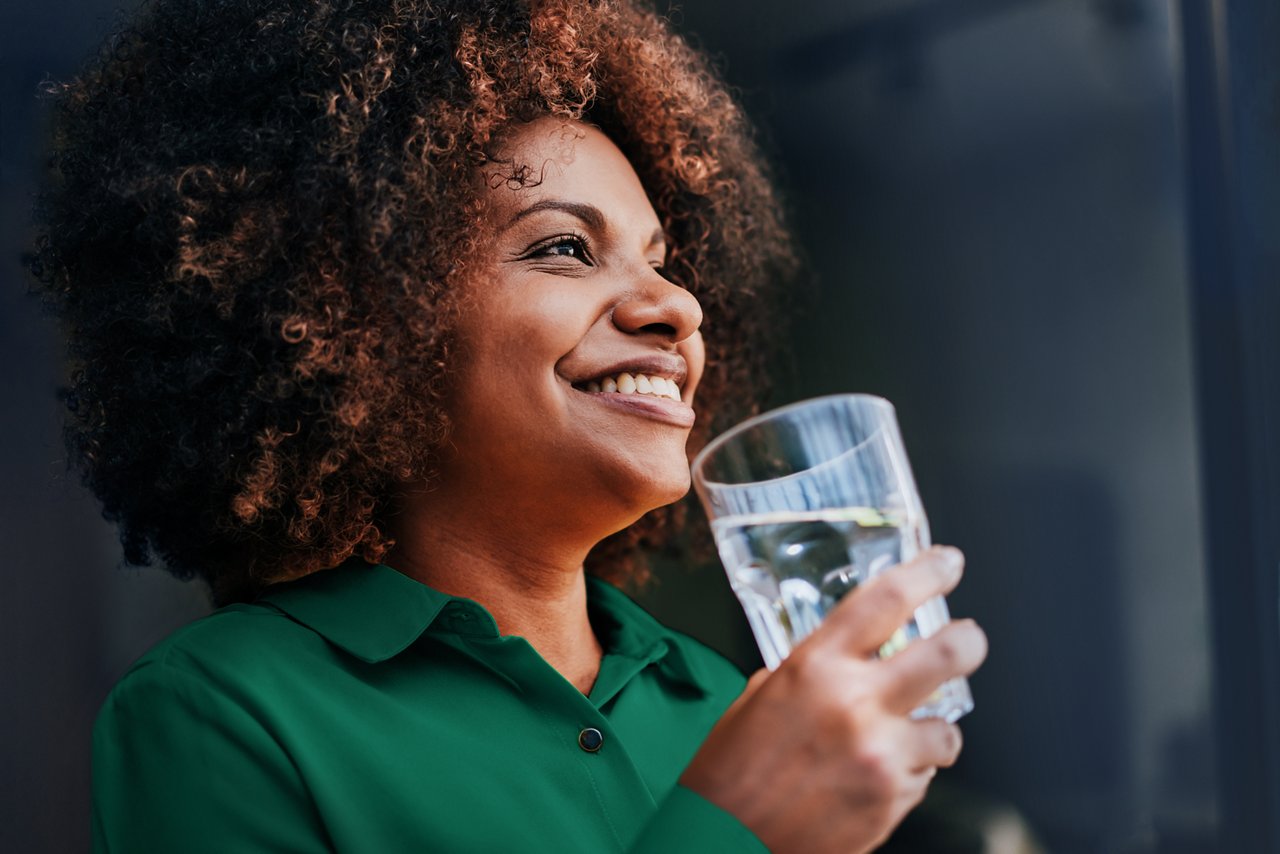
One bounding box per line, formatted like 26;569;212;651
680;546;987;854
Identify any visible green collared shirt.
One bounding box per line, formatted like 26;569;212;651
91;562;767;852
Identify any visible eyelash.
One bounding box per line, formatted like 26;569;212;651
521;232;669;276
525;232;594;265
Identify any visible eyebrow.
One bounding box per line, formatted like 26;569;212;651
503;199;666;249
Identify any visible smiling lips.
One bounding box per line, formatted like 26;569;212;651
576;372;683;402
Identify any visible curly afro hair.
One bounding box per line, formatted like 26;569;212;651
31;0;796;604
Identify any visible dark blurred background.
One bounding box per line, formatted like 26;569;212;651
4;1;1276;852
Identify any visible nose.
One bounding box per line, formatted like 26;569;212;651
611;269;703;343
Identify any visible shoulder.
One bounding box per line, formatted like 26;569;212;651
123;600;302;669
91;610;329;851
100;600;321;716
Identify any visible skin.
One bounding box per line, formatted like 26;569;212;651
388;118;989;853
388;118;706;691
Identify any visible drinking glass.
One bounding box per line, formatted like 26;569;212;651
691;394;973;722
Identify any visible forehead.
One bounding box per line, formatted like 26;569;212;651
478;119;660;229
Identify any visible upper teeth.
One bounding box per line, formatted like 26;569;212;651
585;372;682;402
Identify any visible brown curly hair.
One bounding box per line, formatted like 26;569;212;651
30;0;796;605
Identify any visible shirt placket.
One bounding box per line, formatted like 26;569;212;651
441;607;667;852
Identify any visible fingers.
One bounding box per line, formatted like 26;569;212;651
880;619;988;715
906;718;964;773
822;546;965;655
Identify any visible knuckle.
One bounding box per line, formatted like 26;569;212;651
784;643;828;682
818;702;857;745
870;578;909;616
772;653;812;696
933;634;961;671
939;724;963;766
854;742;897;792
786;661;862;737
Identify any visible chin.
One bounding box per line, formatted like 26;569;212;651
635;470;693;513
578;452;693;529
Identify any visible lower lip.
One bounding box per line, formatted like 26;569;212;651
575;389;696;428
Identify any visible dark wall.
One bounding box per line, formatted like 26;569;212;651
658;1;1212;849
1;4;221;851
1;1;1215;852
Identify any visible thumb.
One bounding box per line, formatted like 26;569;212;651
721;668;770;720
743;668;770;696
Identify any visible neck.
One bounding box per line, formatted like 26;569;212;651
386;492;607;694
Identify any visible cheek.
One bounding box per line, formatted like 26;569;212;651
464;288;595;368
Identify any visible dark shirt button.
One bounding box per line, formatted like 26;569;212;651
578;727;604;753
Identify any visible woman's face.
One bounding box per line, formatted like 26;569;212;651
436;118;706;534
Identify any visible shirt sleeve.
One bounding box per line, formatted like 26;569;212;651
627;783;770;853
91;659;332;854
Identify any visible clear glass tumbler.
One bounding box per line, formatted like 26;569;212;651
691;394;973;722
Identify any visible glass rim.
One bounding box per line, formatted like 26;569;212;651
691;393;897;488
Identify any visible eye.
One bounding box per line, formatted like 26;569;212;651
526;233;593;265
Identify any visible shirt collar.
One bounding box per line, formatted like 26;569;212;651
259;560;452;663
258;561;708;693
585;576;709;693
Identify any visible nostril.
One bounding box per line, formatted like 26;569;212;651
641;322;677;336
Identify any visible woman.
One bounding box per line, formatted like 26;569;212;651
34;0;986;851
